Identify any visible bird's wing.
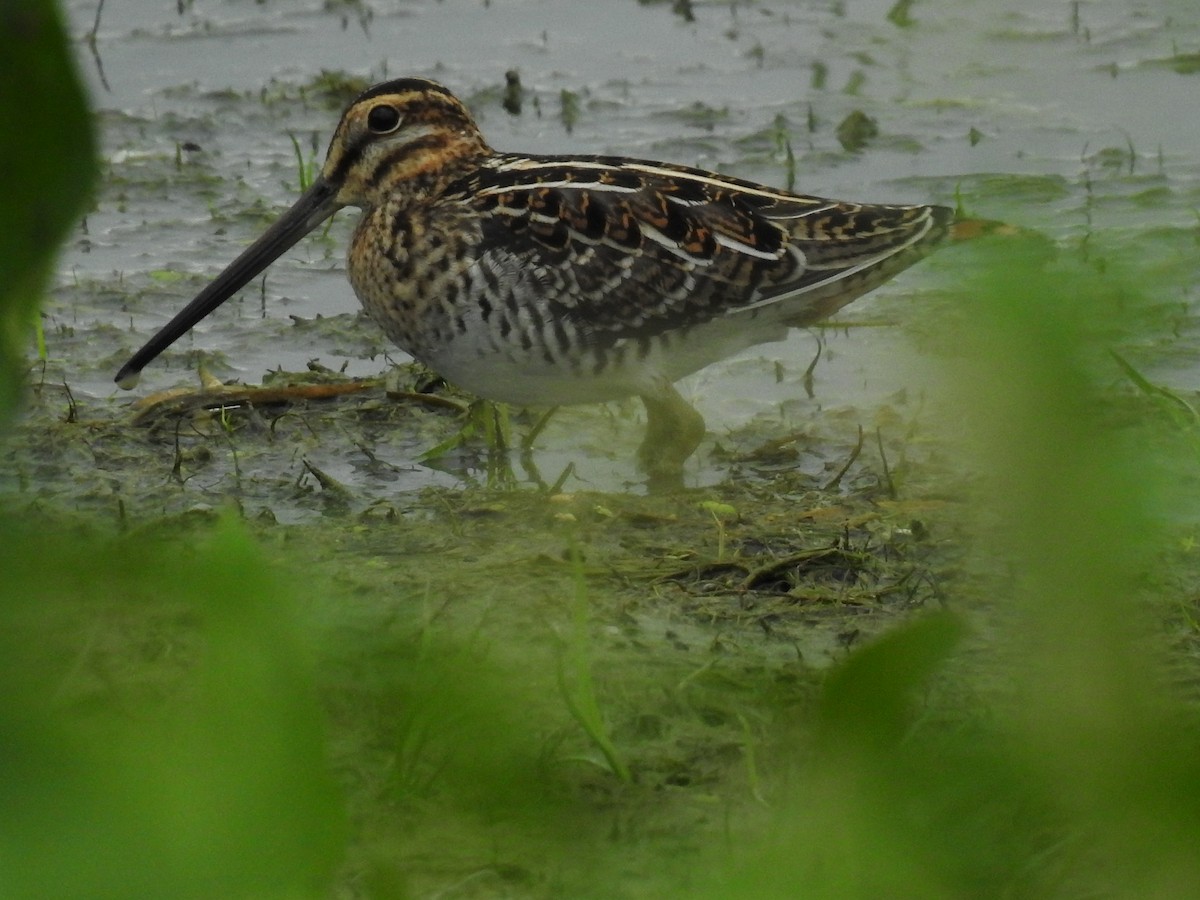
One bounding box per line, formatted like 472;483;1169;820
457;154;952;340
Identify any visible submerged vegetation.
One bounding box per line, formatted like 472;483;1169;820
4;1;1200;898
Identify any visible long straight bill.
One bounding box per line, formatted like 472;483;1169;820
115;177;341;389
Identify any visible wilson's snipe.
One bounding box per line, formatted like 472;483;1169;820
116;77;966;478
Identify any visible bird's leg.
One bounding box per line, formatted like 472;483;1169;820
637;383;706;480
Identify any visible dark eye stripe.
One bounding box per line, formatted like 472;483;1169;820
329;138;369;185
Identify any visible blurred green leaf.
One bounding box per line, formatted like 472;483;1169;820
0;515;346;898
948;234;1200;894
0;1;96;423
814;611;965;754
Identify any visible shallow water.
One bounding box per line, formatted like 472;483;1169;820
46;0;1200;504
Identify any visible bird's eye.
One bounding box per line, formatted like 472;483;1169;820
367;104;402;134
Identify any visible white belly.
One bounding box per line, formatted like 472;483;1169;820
421;309;790;407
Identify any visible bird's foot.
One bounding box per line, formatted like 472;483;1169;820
637;387;706;489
